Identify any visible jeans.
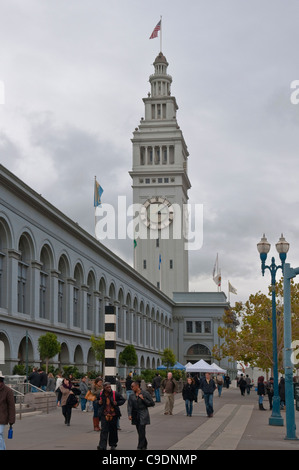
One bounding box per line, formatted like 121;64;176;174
185;399;193;416
217;385;223;397
204;393;214;416
154;388;161;402
0;424;6;450
93;400;100;418
80;397;87;411
258;395;264;406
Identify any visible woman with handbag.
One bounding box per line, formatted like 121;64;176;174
57;378;75;426
79;376;89;412
89;377;103;431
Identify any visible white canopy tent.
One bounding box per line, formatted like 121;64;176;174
211;363;227;374
185;359;219;373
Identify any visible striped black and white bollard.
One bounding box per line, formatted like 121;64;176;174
104;305;116;391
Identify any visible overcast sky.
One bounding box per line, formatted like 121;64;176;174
1;0;299;304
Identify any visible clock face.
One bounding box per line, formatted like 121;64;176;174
140;197;174;230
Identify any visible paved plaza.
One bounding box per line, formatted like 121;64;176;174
5;386;298;452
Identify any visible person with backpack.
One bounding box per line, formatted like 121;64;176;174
97;382;126;450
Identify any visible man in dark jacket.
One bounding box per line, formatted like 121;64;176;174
200;372;216;417
0;372;16;450
152;373;162;402
28;367;41;392
128;380;155;450
97;382;126;450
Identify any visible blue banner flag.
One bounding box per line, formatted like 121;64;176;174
94;179;104;207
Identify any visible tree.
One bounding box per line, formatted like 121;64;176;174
214;279;299;374
90;335;105;375
160;348;176;369
119;345;138;375
38;332;61;373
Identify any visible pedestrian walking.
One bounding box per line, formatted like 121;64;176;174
193;374;200;402
46;372;56;392
125;375;133;401
0;371;16;450
28;367;41;392
182;377;196;416
79;376;89;412
224;374;230;389
128;380;155;450
216;374;224;397
257;376;266;410
245;375;252;395
265;377;274;410
90;377;103;431
162;372;178;415
55;372;63;403
57;378;75;425
97;382;125;450
238;374;247;396
38;368;48;391
200;372;216;417
279;377;285;410
152;373;162;403
116;374;123;430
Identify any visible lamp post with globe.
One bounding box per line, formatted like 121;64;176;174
257;233;289;426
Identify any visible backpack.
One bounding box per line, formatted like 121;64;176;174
100;390;116;401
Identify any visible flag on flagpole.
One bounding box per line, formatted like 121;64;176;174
213;254;221;288
228;281;237;295
94;178;103;207
159;253;162;270
149;20;161;39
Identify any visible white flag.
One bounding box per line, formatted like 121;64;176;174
228;281;237;295
213;254;221;287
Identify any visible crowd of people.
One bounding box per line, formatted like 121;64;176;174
1;366;293;450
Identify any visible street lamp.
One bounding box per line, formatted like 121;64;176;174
257;233;289;426
283;263;299;440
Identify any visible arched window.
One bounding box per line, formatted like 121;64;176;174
39;246;51;319
58;256;68;324
18;235;31;314
186;344;212;363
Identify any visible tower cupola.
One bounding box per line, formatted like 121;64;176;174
149;52;172;98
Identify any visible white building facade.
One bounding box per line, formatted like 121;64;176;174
0;165;174;375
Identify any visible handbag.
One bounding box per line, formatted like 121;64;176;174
85;390;96;401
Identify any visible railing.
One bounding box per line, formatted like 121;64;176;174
7;385;26;420
7;382;55;418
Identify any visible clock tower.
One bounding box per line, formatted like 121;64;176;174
130;52;191;298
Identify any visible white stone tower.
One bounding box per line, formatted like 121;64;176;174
130;52;191;298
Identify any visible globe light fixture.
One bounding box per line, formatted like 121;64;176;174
257;234;289;427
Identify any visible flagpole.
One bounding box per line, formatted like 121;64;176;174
160;15;162;52
94;176;97;239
